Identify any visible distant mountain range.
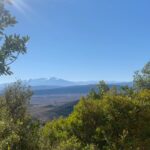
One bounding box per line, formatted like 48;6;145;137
0;77;132;92
25;77;76;87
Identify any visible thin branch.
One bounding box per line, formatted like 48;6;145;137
5;51;20;66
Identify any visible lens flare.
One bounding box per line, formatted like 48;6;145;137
9;0;31;15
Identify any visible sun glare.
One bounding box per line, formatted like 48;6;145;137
10;0;31;15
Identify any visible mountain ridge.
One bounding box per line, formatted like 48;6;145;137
0;77;132;91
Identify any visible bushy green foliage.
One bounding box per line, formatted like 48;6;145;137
0;82;40;150
38;88;150;150
0;96;19;150
133;61;150;90
87;80;110;100
5;82;32;121
97;80;110;97
46;136;82;150
39;118;69;149
68;92;150;149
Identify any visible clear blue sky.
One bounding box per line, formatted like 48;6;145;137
1;0;150;83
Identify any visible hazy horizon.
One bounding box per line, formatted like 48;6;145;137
0;76;132;85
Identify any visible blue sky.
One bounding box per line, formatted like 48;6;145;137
1;0;150;83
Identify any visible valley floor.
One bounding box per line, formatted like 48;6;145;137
29;94;83;121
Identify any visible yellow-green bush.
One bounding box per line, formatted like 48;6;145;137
39;89;150;150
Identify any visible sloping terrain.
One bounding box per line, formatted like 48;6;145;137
30;100;79;122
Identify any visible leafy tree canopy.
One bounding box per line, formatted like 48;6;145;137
133;61;150;90
0;0;29;75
